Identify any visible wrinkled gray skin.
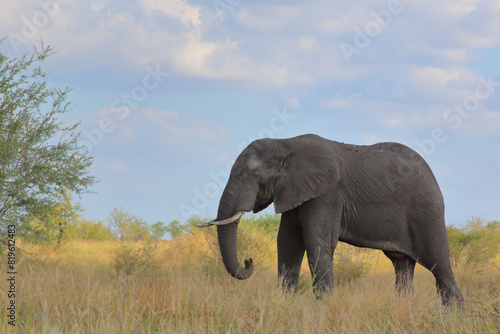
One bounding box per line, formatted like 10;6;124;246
211;134;463;305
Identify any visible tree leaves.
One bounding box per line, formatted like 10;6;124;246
0;43;96;230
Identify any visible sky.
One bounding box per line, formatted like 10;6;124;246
1;0;499;227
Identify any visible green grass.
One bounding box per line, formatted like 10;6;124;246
1;230;499;333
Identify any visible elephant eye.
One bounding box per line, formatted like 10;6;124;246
252;174;259;179
263;161;273;169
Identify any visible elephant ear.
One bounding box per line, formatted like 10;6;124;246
273;138;342;214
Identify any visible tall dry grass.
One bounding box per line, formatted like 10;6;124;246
1;229;498;333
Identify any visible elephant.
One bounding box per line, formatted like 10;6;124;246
196;134;463;305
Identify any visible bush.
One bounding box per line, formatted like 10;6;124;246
193;214;371;286
113;243;159;276
196;218;276;274
333;243;374;285
447;217;500;267
167;218;193;239
243;214;281;234
107;208;152;242
73;219;114;241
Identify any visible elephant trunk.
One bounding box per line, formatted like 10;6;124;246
217;223;253;279
215;182;254;280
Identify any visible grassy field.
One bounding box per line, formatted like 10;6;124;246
1;228;499;333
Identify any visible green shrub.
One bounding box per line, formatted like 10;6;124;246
447;217;500;267
151;221;168;240
198;220;276;275
113;243;159;276
166;218;193;238
187;213;280;235
107;208;152;242
73;219;114;241
243;213;281;234
195;213;372;286
333;243;374;285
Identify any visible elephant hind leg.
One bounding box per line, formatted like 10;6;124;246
383;251;416;296
434;268;464;306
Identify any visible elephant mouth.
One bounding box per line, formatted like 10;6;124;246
253;199;273;213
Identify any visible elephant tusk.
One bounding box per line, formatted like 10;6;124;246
194;211;246;227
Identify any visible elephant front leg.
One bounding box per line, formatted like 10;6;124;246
305;242;334;298
277;210;305;292
300;198;342;298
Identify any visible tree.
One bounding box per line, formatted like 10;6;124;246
447;217;500;266
21;188;81;245
165;220;183;239
166;219;191;239
49;188;81;247
151;221;167;240
0;43;96;232
107;208;151;242
74;218;114;241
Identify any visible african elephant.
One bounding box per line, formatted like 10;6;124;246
196;134;463;305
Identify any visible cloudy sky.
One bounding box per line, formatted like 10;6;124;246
1;0;499;227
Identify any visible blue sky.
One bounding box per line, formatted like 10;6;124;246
1;0;499;227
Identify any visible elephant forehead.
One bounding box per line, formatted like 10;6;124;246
247;156;260;170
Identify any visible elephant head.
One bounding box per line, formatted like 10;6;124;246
196;135;341;280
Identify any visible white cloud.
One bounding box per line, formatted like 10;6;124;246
170;31;217;77
407;1;500;49
90;2;106;12
141;109;180;123
81;106;233;162
235;6;300;32
321;94;363;109
381;111;444;129
139;0;201;27
3;0;499;230
402;66;473;102
320;8;373;35
1;1;499;93
281;96;302;109
129;108;233;164
298;36;317;52
437;0;478;16
384;119;404;128
138;108;231;142
101;107;229;142
89;107;136;140
107;159;128;174
409;67;462;87
0;1;35;31
458;109;500;135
